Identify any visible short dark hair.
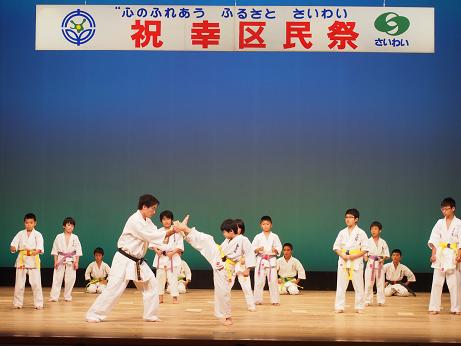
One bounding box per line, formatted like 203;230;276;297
220;219;237;233
138;194;160;210
391;249;402;256
345;208;360;219
370;221;382;230
94;247;104;256
63;217;76;226
233;219;245;235
283;243;293;250
159;210;173;221
24;213;36;222
260;215;272;224
441;197;456;208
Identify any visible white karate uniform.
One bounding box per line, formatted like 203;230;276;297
383;262;416;297
10;229;44;309
152;230;184;297
86;210;167;322
252;232;282;304
364;237;389;305
85;261;111;294
183;228;241;319
50;233;83;301
171;260;192;294
232;235;256;309
428;217;461;313
333;225;369;311
276;256;306;295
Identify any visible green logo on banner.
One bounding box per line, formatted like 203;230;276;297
374;12;410;36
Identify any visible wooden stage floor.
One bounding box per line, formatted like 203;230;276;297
0;287;460;345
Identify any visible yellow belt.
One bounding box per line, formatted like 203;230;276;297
86;277;105;288
18;250;40;269
439;242;458;251
340;249;362;280
217;245;236;282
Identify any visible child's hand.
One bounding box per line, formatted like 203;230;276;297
54;262;59;269
167;251;174;259
256;246;264;253
430;254;437;263
243;268;250;277
10;246;16;253
272;247;278;255
73;262;79;270
456;255;461;263
101;279;108;285
155;249;163;256
278;279;282;284
364;254;369;262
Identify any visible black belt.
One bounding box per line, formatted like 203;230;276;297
118;248;144;281
386;280;416;296
221;255;228;262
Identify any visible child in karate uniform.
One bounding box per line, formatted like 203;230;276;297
333;208;369;313
151;210;184;304
276;243;306;295
10;213;44;309
231;219;256;311
364;221;389;306
167;259;191;294
49;217;83;302
383;249;416;297
428;197;461;314
252;216;282;305
173;217;244;326
85;247;111;294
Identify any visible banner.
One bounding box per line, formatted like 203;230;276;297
36;5;434;53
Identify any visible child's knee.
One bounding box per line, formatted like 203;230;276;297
288;286;299;295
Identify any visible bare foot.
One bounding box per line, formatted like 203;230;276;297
144;318;161;322
335;309;344;313
223;317;233;326
272;303;280;306
159;295;164;304
355;309;364;314
172;297;178;304
429;311;439;315
86;319;101;323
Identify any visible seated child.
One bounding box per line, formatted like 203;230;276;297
167;259;191;294
85;247;111;294
276;243;306;295
383;249;416;297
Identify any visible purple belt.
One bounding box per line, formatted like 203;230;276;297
369;255;383;282
57;251;76;267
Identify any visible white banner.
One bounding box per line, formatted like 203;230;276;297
36;5;434;53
